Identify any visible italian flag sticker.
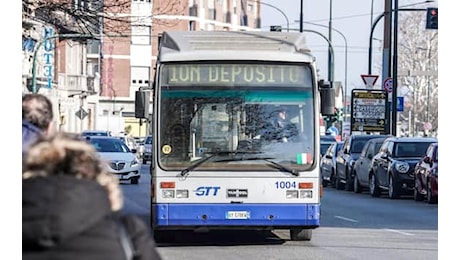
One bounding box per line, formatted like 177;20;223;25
296;153;312;165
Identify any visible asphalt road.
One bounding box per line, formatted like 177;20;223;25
120;164;438;260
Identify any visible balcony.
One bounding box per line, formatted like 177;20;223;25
59;74;97;94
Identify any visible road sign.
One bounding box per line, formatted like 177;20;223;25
388;97;404;112
75;108;88;120
350;89;389;134
361;74;379;88
383;77;393;92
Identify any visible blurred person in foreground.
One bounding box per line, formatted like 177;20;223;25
22;93;54;154
22;132;162;260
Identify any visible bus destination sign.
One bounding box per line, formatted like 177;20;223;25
350;89;388;134
162;64;312;87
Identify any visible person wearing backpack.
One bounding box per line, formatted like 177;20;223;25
22;132;163;260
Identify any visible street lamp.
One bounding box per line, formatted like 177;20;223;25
253;0;289;31
297;20;347;118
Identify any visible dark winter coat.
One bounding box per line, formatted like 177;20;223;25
22;120;43;154
22;175;162;260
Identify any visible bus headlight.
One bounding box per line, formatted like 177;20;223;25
286;190;299;198
300;190;313;198
176;189;189;198
162;189;175;198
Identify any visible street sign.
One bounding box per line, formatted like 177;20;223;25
383;77;393;92
350;89;389;134
361;74;379;88
75;108;88;120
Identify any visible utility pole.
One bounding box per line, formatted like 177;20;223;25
391;0;399;136
300;0;304;32
382;0;393;135
328;0;333;82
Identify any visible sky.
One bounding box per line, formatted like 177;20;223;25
259;0;439;97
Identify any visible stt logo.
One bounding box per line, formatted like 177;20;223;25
194;186;221;196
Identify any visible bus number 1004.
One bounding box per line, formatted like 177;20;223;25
275;181;297;189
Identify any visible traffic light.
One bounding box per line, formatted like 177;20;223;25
426;8;438;30
270;25;282;32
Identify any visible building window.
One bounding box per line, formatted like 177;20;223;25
131;66;150;87
131;26;151;45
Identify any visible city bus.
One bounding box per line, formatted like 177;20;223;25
147;30;335;241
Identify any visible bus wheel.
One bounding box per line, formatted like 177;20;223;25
290;228;312;241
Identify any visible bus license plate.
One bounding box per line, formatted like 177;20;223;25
226;211;250;219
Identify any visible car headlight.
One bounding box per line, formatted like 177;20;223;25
130;158;139;167
394;161;409;173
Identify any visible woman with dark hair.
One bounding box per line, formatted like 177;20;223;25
22;132;162;260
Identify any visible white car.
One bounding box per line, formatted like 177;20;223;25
84;136;141;184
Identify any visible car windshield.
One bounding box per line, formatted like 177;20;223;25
89;138;131;153
145;136;152;145
350;139;371;153
394;142;435;157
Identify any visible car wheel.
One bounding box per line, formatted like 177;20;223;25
335;175;345;190
345;171;354;192
130;177;139;184
369;173;381;197
290;228;312;241
388;174;400;199
353;174;362;193
330;170;337;189
414;184;424;201
426;179;437;204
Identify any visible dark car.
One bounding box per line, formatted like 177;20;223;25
414;142;438;204
320;135;337;157
369;137;437;199
352;137;388;193
335;134;392;191
320;141;344;187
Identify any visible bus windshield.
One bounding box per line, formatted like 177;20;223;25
158;63;316;172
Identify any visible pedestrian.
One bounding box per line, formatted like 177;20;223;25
22;93;54;154
22;132;163;260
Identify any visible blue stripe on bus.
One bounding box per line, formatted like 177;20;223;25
153;203;320;226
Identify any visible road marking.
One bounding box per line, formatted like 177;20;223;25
382;228;415;236
334;215;358;223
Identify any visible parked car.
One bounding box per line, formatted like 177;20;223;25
320;141;344;187
81;130;112;137
413;142;438;204
142;135;153;164
336;134;392;191
352;137;388;193
84;136;141;184
320;135;337;157
369;137;437;199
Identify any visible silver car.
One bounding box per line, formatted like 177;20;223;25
142;135;152;164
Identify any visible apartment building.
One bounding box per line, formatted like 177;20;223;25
22;0;261;136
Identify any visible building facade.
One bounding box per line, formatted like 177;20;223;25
22;0;261;137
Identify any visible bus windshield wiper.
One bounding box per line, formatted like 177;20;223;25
214;156;299;177
263;158;299;176
179;151;248;176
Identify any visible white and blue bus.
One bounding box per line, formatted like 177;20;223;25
148;31;335;241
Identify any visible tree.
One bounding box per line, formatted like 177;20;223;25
22;0;135;36
397;11;438;136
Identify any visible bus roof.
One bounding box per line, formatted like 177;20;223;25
158;31;315;63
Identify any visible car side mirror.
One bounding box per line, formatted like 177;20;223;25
131;149;137;154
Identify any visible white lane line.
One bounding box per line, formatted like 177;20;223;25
382;228;415;236
334;215;358;223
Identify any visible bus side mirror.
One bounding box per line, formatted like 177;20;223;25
319;80;335;115
135;90;151;119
